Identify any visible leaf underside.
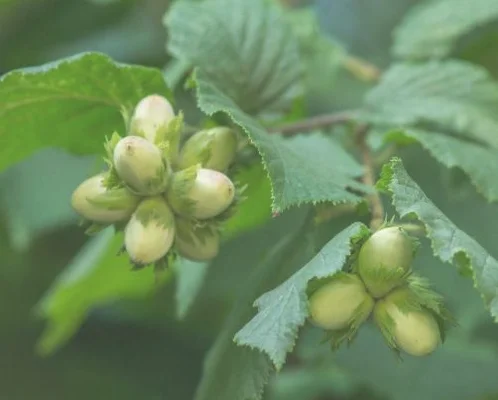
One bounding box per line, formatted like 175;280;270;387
364;60;498;204
385;129;498;203
234;222;370;369
393;0;498;60
364;60;498;150
377;158;498;321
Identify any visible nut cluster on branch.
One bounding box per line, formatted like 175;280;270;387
71;95;241;270
308;225;455;357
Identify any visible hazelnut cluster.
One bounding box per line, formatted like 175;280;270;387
71;95;239;269
308;225;454;356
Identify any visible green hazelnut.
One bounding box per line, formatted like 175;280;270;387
166;167;235;220
124;196;175;265
113;136;170;195
357;226;415;298
179;127;237;172
309;273;374;330
71;174;139;223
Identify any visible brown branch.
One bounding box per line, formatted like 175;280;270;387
355;124;384;230
268;111;357;136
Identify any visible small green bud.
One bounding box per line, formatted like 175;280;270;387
174;218;220;261
374;288;441;356
129;94;175;143
166;167;235;220
113;136;170;195
357;226;415;298
308;273;374;330
124;196;176;265
71;174;139;223
179;127;237;172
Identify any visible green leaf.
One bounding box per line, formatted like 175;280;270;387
393;0;498;60
0;149;95;251
174;258;209;320
0;52;170;173
195;75;368;211
234;222;369;369
364;60;498;149
166;0;369;212
284;7;344;99
194;217;310;400
36;227;165;355
163;58;192;91
164;0;302;115
377;158;498;320
385;129;498;202
223;162;272;238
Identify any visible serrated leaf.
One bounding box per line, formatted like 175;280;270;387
195;75;368;212
378;158;498;320
164;0;302;115
36;227;164;355
385;129;498;202
195;218;310;400
364;60;498;149
0;52;170;172
234;222;369;369
174;258;209;319
166;0;369;212
393;0;498;60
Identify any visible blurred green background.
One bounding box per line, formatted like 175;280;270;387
2;0;498;399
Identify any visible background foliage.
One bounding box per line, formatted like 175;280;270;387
1;0;498;399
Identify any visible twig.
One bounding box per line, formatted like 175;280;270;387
355;124;384;230
268;111;357;136
342;55;382;83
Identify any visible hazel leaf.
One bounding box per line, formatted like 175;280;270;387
378;157;498;320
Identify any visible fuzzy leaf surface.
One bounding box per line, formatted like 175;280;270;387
166;0;368;211
393;0;498;60
364;61;498;149
386;129;498;202
0;52;170;172
378;158;498;320
234;222;369;369
165;0;301;115
195;75;368;211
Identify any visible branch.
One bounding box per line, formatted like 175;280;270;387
342;55;382;83
355;124;384;230
268;111;357;136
